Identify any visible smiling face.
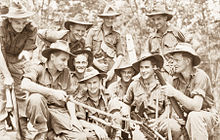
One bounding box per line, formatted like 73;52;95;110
85;76;101;95
74;53;89;74
102;16;115;27
139;59;154;80
50;51;70;71
69;24;87;40
9;18;29;33
150;14;167;31
120;67;135;83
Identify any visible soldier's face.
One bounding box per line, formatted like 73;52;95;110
9;18;29;33
103;16;115;27
51;52;69;71
69;24;87;40
74;54;88;74
151;15;167;30
120;67;135;83
86;76;101;95
172;53;188;73
139;60;154;80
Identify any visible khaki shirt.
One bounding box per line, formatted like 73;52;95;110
106;79;130;101
23;62;76;107
123;77;166;118
145;25;185;55
173;68;214;112
75;89;109;120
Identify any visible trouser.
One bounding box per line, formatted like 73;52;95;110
26;93;97;140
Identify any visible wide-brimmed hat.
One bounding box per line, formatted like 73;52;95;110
98;6;121;17
132;53;164;72
2;2;34;19
166;43;201;66
79;67;106;83
64;13;93;30
115;57;139;77
42;40;75;59
68;48;94;71
146;3;173;21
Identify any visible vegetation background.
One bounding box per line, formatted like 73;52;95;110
1;0;220;110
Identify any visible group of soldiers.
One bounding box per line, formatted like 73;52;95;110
0;1;219;140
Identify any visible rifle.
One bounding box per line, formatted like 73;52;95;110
67;97;165;140
154;69;189;140
5;86;22;139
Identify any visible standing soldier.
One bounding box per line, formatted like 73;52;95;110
86;5;124;87
145;3;185;74
0;2;37;139
161;43;217;140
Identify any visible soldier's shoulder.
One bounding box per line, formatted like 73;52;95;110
167;25;185;41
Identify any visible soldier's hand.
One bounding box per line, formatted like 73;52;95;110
4;76;14;87
93;125;108;140
53;90;67;102
161;84;178;97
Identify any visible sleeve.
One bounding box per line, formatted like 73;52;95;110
23;22;37;50
23;64;41;82
123;81;135;105
191;70;211;98
106;82;117;98
115;33;124;56
85;28;94;50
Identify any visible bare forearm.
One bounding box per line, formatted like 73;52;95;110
110;55;123;71
67;100;77;119
174;90;203;111
21;78;53;97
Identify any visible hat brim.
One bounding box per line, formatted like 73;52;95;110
98;13;121;17
146;12;173;21
64;20;93;30
166;50;201;66
2;11;35;19
68;50;94;71
79;73;107;83
115;66;139;77
132;54;164;72
42;48;75;59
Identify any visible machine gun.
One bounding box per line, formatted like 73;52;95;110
154;69;189;140
5;86;22;139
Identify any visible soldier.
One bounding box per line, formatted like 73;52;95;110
68;49;93;97
21;40;94;140
107;57;138;100
145;3;185;74
0;2;37;139
38;13;93;54
86;5;124;87
106;57;138;139
75;67;110;139
122;53;173;139
161;43;217;140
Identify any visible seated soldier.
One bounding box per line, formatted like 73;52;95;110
106;57;138;139
76;66;123;139
68;48;93;97
20;40;96;140
122;53;172;140
161;43;218;140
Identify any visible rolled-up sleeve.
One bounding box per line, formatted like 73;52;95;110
23;64;41;82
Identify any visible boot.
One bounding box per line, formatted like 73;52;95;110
19;117;33;140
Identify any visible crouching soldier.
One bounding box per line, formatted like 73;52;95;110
161;43;218;140
21;40;95;140
122;53;171;140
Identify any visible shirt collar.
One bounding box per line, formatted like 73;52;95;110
173;68;197;84
139;77;159;92
100;24;114;36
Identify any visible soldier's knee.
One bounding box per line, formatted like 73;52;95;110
27;93;46;106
